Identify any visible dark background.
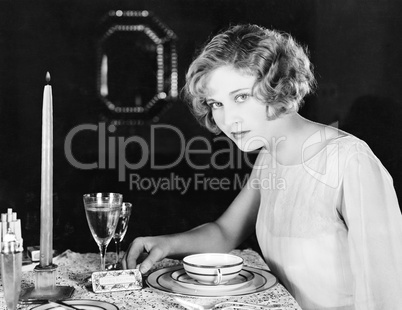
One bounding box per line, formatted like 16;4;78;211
0;0;401;254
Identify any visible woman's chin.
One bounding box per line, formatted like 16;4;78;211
235;141;264;152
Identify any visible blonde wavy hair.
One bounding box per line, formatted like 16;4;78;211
184;24;316;134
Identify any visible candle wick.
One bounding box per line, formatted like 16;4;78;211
46;72;51;84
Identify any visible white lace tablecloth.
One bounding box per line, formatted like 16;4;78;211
1;249;301;309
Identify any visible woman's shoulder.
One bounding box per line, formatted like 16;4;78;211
298;123;370;163
326;130;383;171
328;131;374;155
252;127;377;168
297;122;369;164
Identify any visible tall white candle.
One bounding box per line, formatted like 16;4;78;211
40;72;53;267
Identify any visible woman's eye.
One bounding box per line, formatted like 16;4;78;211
207;101;223;109
234;93;250;103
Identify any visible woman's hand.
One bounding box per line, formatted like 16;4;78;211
122;236;171;273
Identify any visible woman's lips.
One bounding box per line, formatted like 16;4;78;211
231;130;250;140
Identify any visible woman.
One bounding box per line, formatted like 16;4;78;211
123;24;402;309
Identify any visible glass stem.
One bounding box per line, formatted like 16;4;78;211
99;243;107;271
115;238;121;265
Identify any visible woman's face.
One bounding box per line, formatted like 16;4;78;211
205;66;273;152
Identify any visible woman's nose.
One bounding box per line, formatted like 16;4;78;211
223;105;242;127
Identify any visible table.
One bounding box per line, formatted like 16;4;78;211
0;249;301;309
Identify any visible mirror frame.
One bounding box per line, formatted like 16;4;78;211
96;10;178;125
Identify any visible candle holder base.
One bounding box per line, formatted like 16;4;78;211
20;285;75;303
19;263;74;303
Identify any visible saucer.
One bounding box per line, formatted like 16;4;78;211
171;268;254;291
146;265;277;297
31;299;119;310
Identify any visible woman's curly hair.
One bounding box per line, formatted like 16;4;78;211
183;24;316;134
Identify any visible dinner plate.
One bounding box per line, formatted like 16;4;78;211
31;299;119;310
171;268;254;291
146;265;277;297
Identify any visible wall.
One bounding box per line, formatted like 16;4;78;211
313;0;402;200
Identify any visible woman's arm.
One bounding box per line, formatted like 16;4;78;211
342;142;402;308
122;165;261;272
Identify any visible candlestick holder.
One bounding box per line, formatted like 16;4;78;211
20;263;75;302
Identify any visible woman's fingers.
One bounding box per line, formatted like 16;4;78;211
122;236;168;273
122;237;147;269
137;246;164;274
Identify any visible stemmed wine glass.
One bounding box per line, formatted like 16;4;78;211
83;192;122;271
112;202;132;269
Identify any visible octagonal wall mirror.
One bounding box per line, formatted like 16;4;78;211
97;10;178;125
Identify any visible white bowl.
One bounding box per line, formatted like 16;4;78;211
183;253;243;285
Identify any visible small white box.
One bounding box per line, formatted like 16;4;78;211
27;246;56;262
27;246;41;262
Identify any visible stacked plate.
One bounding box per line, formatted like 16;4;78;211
146;265;277;297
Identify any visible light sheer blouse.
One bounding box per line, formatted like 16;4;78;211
255;134;402;309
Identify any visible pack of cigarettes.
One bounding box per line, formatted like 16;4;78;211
91;269;142;293
0;208;23;252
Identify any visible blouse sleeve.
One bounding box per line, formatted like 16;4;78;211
342;142;402;309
